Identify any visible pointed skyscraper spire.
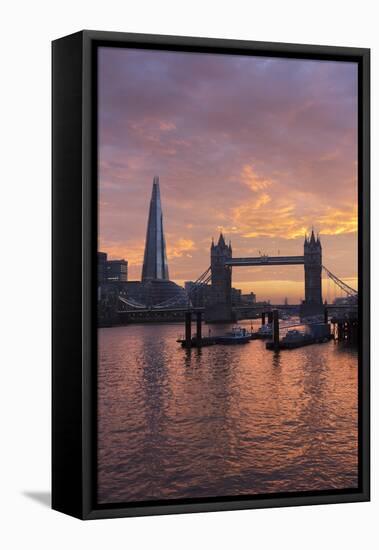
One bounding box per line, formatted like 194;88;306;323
142;176;169;281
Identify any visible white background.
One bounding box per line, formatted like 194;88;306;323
0;0;377;548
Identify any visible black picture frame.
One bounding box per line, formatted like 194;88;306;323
52;30;370;520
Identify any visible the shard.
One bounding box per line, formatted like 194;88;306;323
142;176;169;281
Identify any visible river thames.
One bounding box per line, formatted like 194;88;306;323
97;320;358;504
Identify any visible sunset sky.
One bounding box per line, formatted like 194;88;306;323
98;47;358;303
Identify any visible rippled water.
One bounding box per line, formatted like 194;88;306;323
97;320;358;504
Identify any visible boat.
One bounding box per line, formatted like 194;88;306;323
282;329;311;343
268;329;313;350
177;326;252;347
256;323;272;338
216;326;252;345
177;336;216;348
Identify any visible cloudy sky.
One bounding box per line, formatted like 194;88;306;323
98;47;358;303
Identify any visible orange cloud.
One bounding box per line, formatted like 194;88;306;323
240;164;274;192
167;238;196;259
317;205;358;235
232;197;308;239
253;193;271;209
230;187;357;240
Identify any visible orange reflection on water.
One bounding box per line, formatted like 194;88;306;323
97;321;358;504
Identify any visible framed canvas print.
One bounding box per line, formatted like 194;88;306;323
52;30;370;519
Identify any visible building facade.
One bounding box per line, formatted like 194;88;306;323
106;259;128;282
98;252;128;283
241;292;257;305
98;252;108;284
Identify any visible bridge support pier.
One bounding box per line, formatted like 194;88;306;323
185;311;192;349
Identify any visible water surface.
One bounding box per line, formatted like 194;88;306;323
98;320;358;504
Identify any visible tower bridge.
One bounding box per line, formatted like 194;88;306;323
207;229;323;322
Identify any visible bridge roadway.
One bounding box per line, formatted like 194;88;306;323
225;255;305;267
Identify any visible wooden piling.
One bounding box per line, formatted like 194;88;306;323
196;311;202;347
273;309;279;351
261;312;266;325
185;311;192;349
268;311;273;324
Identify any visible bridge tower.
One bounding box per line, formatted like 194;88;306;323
303;230;323;311
206;233;233;322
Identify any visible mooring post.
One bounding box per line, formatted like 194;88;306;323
268;311;273;325
196;311;202;346
273;309;279;351
185;311;192;349
261;312;266;325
